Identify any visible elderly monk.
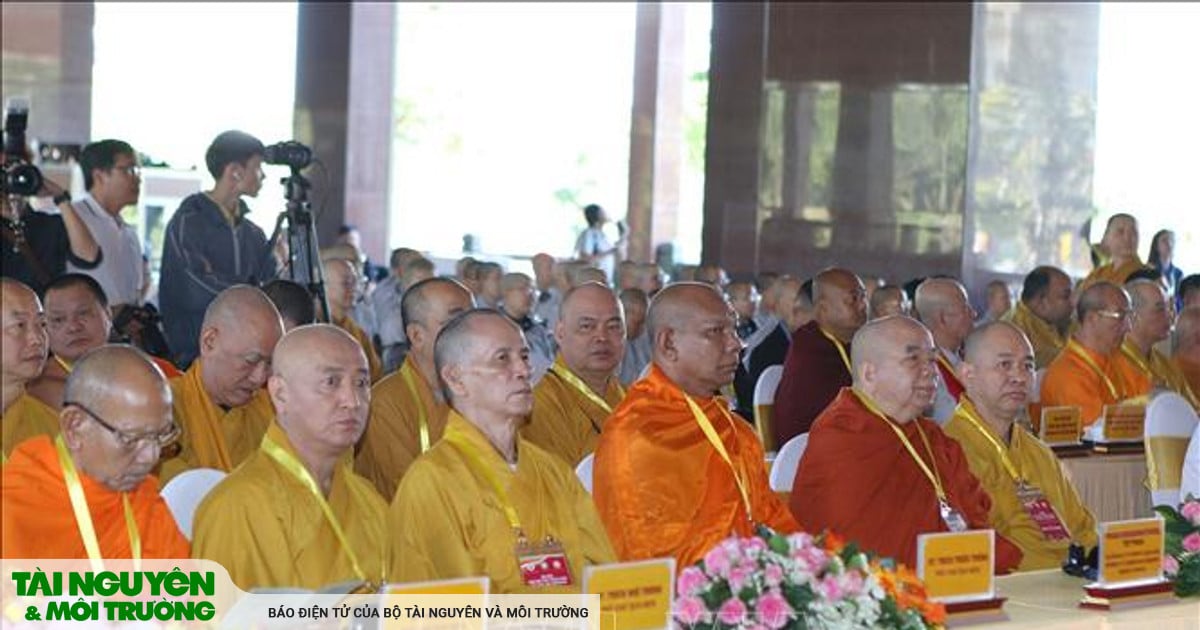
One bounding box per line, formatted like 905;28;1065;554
945;322;1097;571
28;274;180;410
323;258;382;383
1082;214;1146;290
193;325;386;590
595;283;798;569
1003;266;1074;369
774;268;868;442
914;278;976;424
158;285;283;483
522;283;626;466
3;345;188;559
499;272;555;381
356;277;474;499
1040;282;1131;428
791;316;1022;572
1110;280;1199;408
1175;307;1200;397
390;309;614;592
979;281;1013;324
2;278;56;457
869;284;910;319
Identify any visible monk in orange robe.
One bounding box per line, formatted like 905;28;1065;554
158;285;283;483
356;277;473;499
1174;307;1200;397
523;282;626;466
1080;214;1149;291
28;274;180;411
3;345;189;559
2;278;57;458
1111;280;1199;408
791;315;1022;573
323;258;383;383
1040;282;1131;427
595;283;798;570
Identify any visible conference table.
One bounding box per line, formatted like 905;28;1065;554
974;570;1200;629
1059;452;1155;522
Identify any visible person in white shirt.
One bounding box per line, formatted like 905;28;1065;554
68;140;144;310
574;204;625;285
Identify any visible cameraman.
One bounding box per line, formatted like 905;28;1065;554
159;130;276;368
1;150;101;294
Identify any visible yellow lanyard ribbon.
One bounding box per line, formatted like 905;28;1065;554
54;355;73;373
1119;340;1153;381
400;362;431;453
682;393;753;522
444;429;525;536
548;364;624;430
55;435;141;572
1066;339;1120;399
956;401;1022;483
261;436;367;582
852;389;947;501
819;327;852;374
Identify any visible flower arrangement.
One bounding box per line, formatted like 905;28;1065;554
675;527;945;629
1155;493;1200;597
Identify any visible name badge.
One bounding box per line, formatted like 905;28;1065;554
517;537;573;587
1015;482;1070;541
940;499;968;533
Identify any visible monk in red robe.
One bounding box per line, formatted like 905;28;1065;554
3;345;189;559
595;283;798;570
790;315;1022;573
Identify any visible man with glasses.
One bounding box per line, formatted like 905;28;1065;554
157;285;283;484
2;344;189;559
1040;282;1133;427
69;140;145;313
1109;279;1199;408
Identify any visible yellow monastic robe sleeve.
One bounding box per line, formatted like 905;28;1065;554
336;315;383;384
192;423;388;591
355;358;448;500
522;363;624;467
389;413;615;593
1003;302;1066;370
2;393;61;457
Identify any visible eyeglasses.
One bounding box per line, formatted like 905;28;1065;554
65;400;179;451
1094;309;1132;322
112;165;142;178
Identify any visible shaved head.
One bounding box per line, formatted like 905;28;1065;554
913;278;975;351
556;282;625;382
400;277;475;365
648;282;742;397
1075;282;1131;356
1126;278;1173;347
959;321;1036;425
62;345;173;492
2;278;49;387
198;285;284;408
870;285;909;320
434;309;532;419
812;267;867;341
850;315;938;422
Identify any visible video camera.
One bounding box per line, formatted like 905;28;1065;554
263;140;312;171
2;98;43;197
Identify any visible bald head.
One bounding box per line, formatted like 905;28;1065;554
959;321;1036;425
913;278;975;351
322;257;359;316
62;345;173;492
725;281;758;321
1075;282;1131;355
198;285;284;407
850;316;937;422
434;309;532;416
619;288;649;339
869;285;909;319
2;278;48;387
556;282;625;380
812;268;867;341
569;265;608;288
1126;278;1173;347
647;282;742;397
401;277;475;363
390;247;421;273
769;276;802;319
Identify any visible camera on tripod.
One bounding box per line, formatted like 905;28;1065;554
263;140;312;171
2;98;44;197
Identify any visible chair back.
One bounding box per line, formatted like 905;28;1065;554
160;468;227;541
576;453;595;494
769;433;809;492
1182;420;1200;501
753;365;785;453
1144;392;1199;508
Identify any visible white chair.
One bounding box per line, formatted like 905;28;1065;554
1144;392;1199;508
1031;368;1047;404
576;453;595;494
1182;419;1200;501
769;434;809;493
753;365;784;453
161;468;227;541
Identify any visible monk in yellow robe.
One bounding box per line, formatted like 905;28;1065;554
946;322;1097;571
1174;307;1200;398
3;345;188;559
356;277;473;499
1040;282;1131;428
1081;214;1149;291
523;282;626;466
791;316;1023;573
1110;280;1199;408
1002;266;1074;369
1;278;58;458
158;285;283;483
595;283;798;570
193;325;387;591
390;309;614;592
323;258;382;383
28;274;180;411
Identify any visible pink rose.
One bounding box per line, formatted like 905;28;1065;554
745;536;768;553
729;564;755;593
1163;554;1180;575
1181;501;1200;526
705;545;732;576
675;595;710;626
817;575;845;601
754;591;794;629
1182;532;1200;553
764;564;784;587
717;597;748;626
677;567;709;597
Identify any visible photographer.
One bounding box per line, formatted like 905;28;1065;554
68;139;144;309
1;103;101;294
159;130;276;368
